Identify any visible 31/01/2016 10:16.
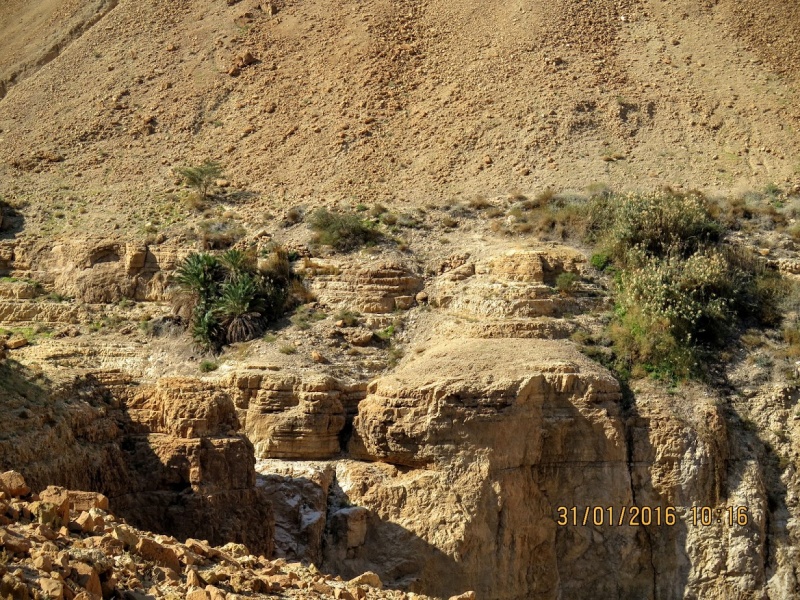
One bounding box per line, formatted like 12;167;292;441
556;506;749;527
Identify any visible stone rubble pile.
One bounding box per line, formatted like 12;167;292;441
1;471;467;600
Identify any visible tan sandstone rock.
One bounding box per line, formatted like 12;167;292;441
135;537;181;573
0;471;30;497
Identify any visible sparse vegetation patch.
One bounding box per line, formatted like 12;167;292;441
308;208;382;251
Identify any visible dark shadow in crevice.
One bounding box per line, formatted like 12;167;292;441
0;198;25;243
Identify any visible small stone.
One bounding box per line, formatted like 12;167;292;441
186;590;210;600
311;351;328;364
33;554;53;572
40;578;64;600
415;291;429;304
312;581;333;594
206;585;227;600
186;569;204;588
135;537;181;572
0;471;29;497
394;295;415;310
153;566;180;582
111;524;140;549
0;529;30;555
449;593;477;600
73;511;101;533
348;571;383;589
345;328;374;347
4;336;27;350
72;562;102;597
483;155;493;165
239;51;257;66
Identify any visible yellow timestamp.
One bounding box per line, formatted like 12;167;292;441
556;506;749;527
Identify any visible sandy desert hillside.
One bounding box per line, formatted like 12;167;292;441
2;1;800;600
0;0;799;234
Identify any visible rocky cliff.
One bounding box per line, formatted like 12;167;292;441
2;240;799;599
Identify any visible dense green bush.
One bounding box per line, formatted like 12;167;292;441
173;246;292;352
590;190;782;380
595;191;723;263
308;208;382;251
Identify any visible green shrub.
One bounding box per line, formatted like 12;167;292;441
46;292;70;303
468;196;492;210
597;191;722;263
175;160;223;199
555;272;579;295
308;208;382;251
278;344;297;355
335;309;361;327
590;253;611;271
284;207;304;225
375;324;396;341
199;360;219;373
380;212;398;226
291;305;327;330
198;217;245;249
590;191;784;381
387;344;405;368
369;204;388;218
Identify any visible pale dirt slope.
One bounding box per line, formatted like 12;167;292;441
0;0;798;239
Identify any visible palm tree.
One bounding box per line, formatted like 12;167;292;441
173;253;223;350
219;248;252;280
173;253;220;310
191;309;223;352
215;273;266;343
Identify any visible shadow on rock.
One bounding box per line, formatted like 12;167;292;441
0;198;25;242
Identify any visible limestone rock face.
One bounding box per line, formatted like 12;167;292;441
3;238;186;303
484;247;586;283
428;246;601;322
229;371;366;460
307;260;423;314
0;300;84;324
339;338;645;599
0;368;274;556
124;377;241;438
256;460;336;563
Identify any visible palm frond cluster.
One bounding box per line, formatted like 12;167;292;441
172;247;294;352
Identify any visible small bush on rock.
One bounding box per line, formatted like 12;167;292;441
308;208;382;251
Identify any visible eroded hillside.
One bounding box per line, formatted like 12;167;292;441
2;1;800;600
1;0;800;237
